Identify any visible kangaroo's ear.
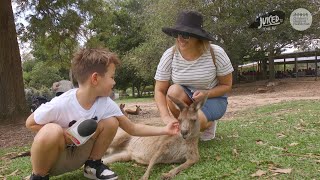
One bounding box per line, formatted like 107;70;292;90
192;96;208;111
167;95;187;111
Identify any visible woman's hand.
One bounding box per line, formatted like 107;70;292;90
192;90;208;102
165;121;180;135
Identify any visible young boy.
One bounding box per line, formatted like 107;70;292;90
26;48;179;180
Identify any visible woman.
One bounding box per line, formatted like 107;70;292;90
154;11;234;141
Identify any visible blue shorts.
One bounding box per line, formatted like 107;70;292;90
181;86;228;121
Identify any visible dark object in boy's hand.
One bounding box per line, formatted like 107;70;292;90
77;119;98;137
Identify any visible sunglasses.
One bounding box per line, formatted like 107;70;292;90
172;32;191;40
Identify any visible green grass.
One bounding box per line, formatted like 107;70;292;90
114;97;154;104
2;100;320;179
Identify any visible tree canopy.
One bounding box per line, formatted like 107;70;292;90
1;0;319;119
16;0;320;87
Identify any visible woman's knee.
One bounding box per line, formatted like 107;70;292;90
167;84;191;103
167;84;184;98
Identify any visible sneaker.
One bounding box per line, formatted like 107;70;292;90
29;173;49;180
84;159;118;180
200;121;218;141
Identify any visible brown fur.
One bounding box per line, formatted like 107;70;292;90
119;104;128;117
103;95;206;180
120;104;142;116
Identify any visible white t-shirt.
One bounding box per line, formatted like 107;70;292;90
34;89;123;128
154;44;234;91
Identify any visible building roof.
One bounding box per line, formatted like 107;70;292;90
239;51;320;67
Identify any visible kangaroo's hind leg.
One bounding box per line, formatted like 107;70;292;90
140;149;164;180
161;149;200;180
161;159;198;180
102;151;131;164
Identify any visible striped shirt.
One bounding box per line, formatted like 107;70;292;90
154;44;234;91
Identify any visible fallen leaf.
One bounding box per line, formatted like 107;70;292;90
276;133;286;138
289;142;299;146
294;126;304;131
227;134;239;138
8;169;19;176
283;146;289;152
232;149;239;157
256;139;266;145
270;146;284;151
215;155;221;161
251;169;267;177
270;168;292;174
219;168;241;178
268;163;277;170
250;160;260;165
4;152;16;156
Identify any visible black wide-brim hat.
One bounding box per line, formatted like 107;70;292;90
162;11;214;41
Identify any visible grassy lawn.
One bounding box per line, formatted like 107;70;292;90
1;100;320;179
115;96;154;104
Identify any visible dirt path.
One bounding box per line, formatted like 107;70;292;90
1;77;320;148
127;77;320;122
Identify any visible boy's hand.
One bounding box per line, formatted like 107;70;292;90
63;129;74;145
166;121;180;135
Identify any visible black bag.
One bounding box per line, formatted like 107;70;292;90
30;96;48;112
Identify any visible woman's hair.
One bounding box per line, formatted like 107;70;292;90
71;48;120;84
175;39;210;54
199;40;210;54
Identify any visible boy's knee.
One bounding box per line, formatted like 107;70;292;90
34;123;64;146
92;118;119;141
97;117;119;131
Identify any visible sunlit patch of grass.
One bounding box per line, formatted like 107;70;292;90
115;97;155;104
2;100;320;179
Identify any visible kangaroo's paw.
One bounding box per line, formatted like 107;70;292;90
139;175;149;180
161;172;174;180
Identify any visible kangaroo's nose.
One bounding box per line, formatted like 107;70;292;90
181;130;188;137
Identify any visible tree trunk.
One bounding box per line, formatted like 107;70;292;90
232;63;239;84
0;0;27;120
261;59;267;80
268;46;275;81
134;83;141;98
131;85;135;97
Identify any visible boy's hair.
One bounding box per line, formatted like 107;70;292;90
71;48;120;84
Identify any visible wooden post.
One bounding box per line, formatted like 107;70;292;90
295;56;298;79
315;52;318;81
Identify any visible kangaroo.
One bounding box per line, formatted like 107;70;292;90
124;105;142;115
103;95;206;180
119;104;128;117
